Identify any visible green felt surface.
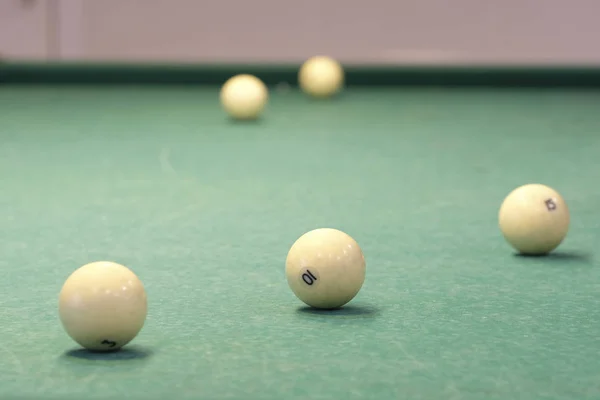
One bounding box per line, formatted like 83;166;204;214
0;82;599;399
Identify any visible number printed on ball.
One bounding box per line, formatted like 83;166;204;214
101;339;117;348
545;198;557;211
300;268;320;287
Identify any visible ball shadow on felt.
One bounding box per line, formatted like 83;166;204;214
61;345;154;361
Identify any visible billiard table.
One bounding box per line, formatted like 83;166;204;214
0;62;599;400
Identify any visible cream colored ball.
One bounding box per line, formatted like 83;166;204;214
498;184;570;255
286;228;366;309
59;261;147;351
220;74;269;120
298;56;344;98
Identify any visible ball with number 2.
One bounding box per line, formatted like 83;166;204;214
285;228;366;309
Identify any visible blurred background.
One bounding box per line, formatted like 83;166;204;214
1;0;599;65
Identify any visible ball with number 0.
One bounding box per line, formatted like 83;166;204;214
285;228;366;309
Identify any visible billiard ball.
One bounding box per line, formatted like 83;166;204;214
298;56;344;98
58;261;147;352
286;228;366;309
220;74;269;120
498;183;570;255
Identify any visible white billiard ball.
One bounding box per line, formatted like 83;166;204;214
498;183;570;255
59;261;147;352
286;228;366;309
220;74;269;120
298;56;344;98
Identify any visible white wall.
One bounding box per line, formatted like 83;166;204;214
3;0;600;64
0;0;51;60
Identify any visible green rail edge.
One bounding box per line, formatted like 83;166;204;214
2;61;600;87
